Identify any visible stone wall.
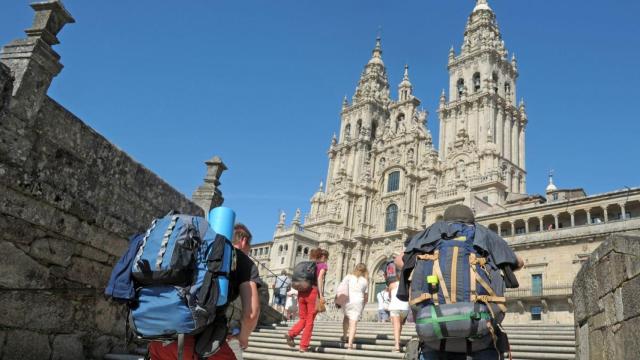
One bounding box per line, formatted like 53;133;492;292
0;2;207;359
573;233;640;359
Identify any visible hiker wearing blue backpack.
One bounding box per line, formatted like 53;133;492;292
397;204;523;360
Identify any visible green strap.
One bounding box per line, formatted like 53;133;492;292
430;305;443;339
417;311;491;326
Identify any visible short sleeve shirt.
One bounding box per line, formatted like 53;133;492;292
229;249;261;303
316;262;328;279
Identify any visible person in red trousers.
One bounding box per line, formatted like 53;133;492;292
285;248;329;352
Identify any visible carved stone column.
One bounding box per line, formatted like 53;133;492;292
192;156;227;214
570;212;575;227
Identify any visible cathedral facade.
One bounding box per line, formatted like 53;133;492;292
250;0;640;324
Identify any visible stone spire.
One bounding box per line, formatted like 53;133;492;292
546;170;558;193
461;0;506;58
192;156;227;214
0;0;75;120
353;36;390;105
398;64;413;101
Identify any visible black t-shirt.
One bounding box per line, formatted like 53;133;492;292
228;248;261;302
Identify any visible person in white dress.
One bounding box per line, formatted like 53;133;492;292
388;256;409;353
285;288;298;321
340;263;369;350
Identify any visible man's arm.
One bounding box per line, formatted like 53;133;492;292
237;281;260;349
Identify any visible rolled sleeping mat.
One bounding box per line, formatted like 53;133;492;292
208;206;235;240
207;206;236;306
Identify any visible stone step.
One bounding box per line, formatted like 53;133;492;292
258;326;575;339
243;346;405;360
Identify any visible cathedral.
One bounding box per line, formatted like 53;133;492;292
250;0;640;324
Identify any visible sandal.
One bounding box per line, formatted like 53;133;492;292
392;347;401;353
284;334;295;348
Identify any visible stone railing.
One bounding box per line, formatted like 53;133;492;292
503;217;640;248
573;233;640;359
436;188;459;199
468;171;503;187
505;283;572;299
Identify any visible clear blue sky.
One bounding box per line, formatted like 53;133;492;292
2;1;639;244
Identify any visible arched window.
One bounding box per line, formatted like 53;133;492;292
278;245;283;255
385;204;398;232
356;119;362;137
303;247;309;258
344;124;351;141
504;82;511;95
457;78;465;97
396;113;405;132
473;72;481;92
284;244;288;252
371;121;378;142
296;246;302;256
387;171;400;192
492;72;499;93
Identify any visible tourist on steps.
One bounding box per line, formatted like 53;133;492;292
340;263;369;350
285;248;329;352
376;287;391;322
387;256;409;353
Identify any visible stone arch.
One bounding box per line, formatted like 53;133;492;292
368;254;397;302
527;217;540;232
606;203;623;221
488;223;499;233
344;123;351;141
499;221;512;236
574;209;588;226
473;72;481;92
457;78;465;97
626;200;640;219
589;206;605;224
558;211;571;228
542;214;555;230
514;219;526;235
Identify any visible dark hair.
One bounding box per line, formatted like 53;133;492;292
232;223;252;245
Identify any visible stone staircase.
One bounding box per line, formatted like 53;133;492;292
104;321;576;360
243;321;576;360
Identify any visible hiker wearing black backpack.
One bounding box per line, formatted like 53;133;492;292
285;248;329;352
148;222;261;360
397;204;523;360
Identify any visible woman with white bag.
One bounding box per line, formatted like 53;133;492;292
335;263;368;350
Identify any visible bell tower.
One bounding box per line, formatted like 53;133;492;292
438;0;528;202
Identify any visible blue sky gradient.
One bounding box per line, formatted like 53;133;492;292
2;1;639;244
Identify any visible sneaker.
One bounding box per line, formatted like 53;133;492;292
284;334;295;348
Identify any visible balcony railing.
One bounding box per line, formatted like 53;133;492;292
505;283;572;299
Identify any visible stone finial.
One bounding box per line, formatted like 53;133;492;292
292;208;301;224
192;155;227;214
278;210;286;227
0;0;75;120
342;95;348;110
26;1;75;46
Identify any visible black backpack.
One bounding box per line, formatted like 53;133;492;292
291;261;317;292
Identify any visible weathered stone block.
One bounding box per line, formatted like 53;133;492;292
588;328;605;360
577;323;589;360
66;256;111;288
620;315;640;360
0;240;50;289
614;287;624;324
594;252;627;298
573;260;601;324
91;335;122;360
0;213;46;245
589;311;607;330
95;297;126;336
621;274;640;320
0;291;75;331
29;236;74;266
75;243;109;263
602;292;617;327
3;330;51;360
625;254;640;280
52;333;85;360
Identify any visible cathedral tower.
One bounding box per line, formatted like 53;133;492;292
438;0;528;204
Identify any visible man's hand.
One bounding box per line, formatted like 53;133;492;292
227;335;249;350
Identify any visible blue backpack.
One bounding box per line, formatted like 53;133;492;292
107;211;235;356
409;223;507;353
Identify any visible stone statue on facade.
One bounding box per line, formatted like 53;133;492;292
279;210;286;225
